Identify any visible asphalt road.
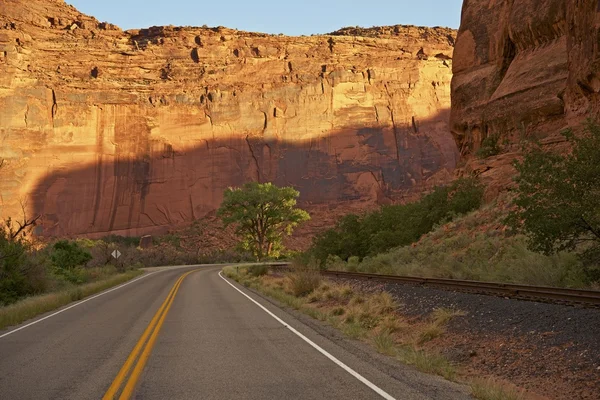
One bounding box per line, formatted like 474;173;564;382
0;265;471;399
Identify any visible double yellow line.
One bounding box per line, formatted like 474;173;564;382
103;269;198;400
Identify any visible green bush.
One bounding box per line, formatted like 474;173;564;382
0;232;30;305
308;177;484;265
475;134;502;158
50;240;93;284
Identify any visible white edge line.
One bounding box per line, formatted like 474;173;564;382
218;271;396;400
0;271;158;340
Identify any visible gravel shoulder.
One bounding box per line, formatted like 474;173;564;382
339;278;600;400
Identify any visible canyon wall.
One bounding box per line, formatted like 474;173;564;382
0;0;457;237
451;0;600;156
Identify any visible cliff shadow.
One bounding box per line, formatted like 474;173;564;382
29;109;457;237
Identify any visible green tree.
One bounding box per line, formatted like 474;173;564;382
509;120;600;279
217;182;310;261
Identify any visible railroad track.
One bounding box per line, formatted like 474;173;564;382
320;270;600;308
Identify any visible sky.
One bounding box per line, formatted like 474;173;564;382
65;0;463;36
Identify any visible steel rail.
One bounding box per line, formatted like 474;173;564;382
319;270;600;307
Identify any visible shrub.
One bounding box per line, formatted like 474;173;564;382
335;201;592;288
308;177;484;265
287;263;322;297
509;120;600;284
50;240;93;284
475;134;502;158
0;231;32;305
249;264;269;277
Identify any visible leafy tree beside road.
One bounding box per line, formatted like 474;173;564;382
510;120;600;281
218;182;310;261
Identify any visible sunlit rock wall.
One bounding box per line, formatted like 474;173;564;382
0;0;457;236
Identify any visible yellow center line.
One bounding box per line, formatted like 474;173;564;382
103;269;199;400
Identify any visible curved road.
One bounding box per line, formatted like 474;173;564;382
0;265;470;399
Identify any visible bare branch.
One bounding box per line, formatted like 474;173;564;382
5;201;41;240
580;216;600;241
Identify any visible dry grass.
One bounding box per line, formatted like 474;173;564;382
287;265;322;297
417;308;466;344
471;378;526;400
432;307;466;325
417;323;446;345
222;265;467;384
0;270;143;330
372;329;396;356
398;347;457;380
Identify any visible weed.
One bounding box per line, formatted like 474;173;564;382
341;321;366;339
372;329;396;356
249;264;269;277
366;292;398;315
471;378;526;400
431;308;466;326
398;347;456;381
379;316;409;334
417;323;445;344
331;307;345;316
349;295;365;306
287;266;322;297
476;134;502;158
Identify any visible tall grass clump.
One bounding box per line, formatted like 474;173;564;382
287;262;322;297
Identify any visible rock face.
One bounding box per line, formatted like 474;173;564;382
0;0;457;237
451;0;600;156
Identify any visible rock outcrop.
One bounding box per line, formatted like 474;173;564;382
451;0;600;156
0;0;457;237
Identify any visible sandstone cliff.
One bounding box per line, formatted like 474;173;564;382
0;0;457;237
451;0;599;156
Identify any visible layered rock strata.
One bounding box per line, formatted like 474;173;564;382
451;0;600;156
0;0;456;237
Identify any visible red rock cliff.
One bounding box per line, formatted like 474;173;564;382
0;0;457;237
451;0;600;156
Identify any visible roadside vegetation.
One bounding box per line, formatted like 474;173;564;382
306;177;484;266
224;264;462;380
223;264;525;400
217;182;310;261
298;120;600;288
0;269;141;330
508;119;600;283
325;198;590;288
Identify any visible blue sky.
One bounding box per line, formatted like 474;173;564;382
66;1;463;35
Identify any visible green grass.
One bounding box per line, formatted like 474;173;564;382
0;270;143;330
372;329;396;356
398;347;457;381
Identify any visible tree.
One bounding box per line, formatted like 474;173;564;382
509;120;600;276
217;182;310;260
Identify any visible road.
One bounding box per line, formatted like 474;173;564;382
0;265;470;399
